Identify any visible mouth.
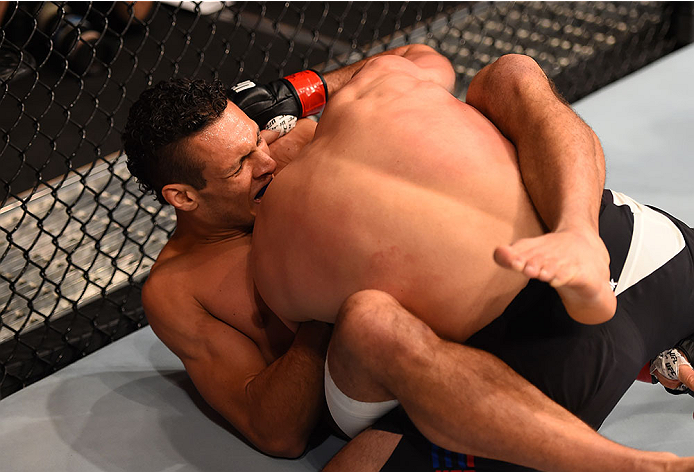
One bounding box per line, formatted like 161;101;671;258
254;179;272;202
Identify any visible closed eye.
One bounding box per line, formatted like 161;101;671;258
228;127;261;178
230;156;248;177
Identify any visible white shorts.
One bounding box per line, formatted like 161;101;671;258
324;357;400;438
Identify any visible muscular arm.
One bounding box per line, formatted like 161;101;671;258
322;44;456;96
263;45;454;167
466;54;604;233
142;274;330;458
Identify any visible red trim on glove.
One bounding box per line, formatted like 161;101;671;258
636;362;652;382
283;70;327;117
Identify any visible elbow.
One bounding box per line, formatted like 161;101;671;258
493;53;540;70
469;54;543;100
251;430;308;459
399;44;456;92
266;437;308;459
505;55;546;90
489;54;544;83
466;54;549;129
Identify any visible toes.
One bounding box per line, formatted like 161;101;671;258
549;265;577;288
535;258;560;283
496;240;561;281
522;262;541;279
537;268;553;282
494;245;521;271
523;254;560;282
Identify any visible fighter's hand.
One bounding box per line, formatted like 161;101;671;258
265;118;317;172
651;348;694;411
681;363;694;392
229;70;327;138
653;354;694;390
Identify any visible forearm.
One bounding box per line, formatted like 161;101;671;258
234;45;453;143
467;54;604;232
244;321;331;456
265;118;317;172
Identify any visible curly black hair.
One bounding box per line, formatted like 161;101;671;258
122;79;232;204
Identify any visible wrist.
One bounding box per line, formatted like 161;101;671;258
282;69;328;117
296;321;332;353
229;69;327;134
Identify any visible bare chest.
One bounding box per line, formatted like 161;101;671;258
191;245;294;361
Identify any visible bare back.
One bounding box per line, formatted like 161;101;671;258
252;56;544;341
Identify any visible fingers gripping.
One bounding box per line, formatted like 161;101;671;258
651;349;693;393
679;364;694;392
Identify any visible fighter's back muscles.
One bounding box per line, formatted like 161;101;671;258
253;49;543;341
322;44;456;97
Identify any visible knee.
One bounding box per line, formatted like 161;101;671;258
336;290;401;340
338;290;400;322
333;290;430;362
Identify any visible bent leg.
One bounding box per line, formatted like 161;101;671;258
325;290;402;438
329;290;690;472
467;54;615;324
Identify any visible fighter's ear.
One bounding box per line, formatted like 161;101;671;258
162;183;199;211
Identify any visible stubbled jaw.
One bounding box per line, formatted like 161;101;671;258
254;178;272;203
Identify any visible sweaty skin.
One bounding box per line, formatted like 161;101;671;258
252;55;545;342
141;115;328;457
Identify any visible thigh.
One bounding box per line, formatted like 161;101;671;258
322;428;401;472
374;408;534;472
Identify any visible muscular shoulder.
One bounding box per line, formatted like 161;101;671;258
330;61;450;119
142;237;265;356
345;48;454;96
141;238;217;332
143;238;196;300
142;258;184;308
360;54;419;74
144;257;243;365
343;55;422;93
141;255;197;336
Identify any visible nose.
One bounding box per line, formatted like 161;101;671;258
252;149;277;178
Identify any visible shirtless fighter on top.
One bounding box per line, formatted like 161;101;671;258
122;45;693;471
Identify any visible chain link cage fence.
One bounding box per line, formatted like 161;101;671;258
0;1;692;399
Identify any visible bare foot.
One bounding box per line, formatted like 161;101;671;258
494;229;616;324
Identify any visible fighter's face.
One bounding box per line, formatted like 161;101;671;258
187;101;276;228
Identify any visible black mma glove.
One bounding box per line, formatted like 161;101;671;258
229;69;328;137
676;337;694;365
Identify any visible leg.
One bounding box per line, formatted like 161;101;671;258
329;290;691;472
467;54;616;324
322;429;401;472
